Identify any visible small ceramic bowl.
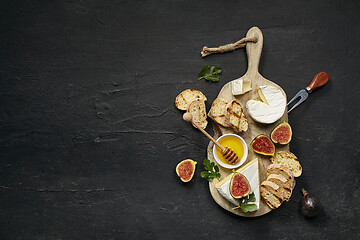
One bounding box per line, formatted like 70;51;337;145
212;133;248;169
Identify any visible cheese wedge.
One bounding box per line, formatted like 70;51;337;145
215;158;259;209
246;85;286;124
231;78;252;95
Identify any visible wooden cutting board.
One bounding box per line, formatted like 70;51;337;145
207;26;289;217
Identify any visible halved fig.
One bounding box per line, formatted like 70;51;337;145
176;159;197;182
271;121;292;144
251;134;275;156
230;172;250;199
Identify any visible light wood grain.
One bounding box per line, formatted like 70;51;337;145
207;26;289;217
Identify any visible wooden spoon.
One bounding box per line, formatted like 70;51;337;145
183;112;239;164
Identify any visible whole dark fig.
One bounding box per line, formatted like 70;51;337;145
300;188;323;218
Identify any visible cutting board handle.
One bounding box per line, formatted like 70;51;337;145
245;27;263;75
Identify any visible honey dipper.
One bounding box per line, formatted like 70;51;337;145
182;112;239;164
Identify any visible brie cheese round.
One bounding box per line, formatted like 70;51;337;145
246;85;286;124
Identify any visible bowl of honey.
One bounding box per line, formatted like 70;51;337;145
212;133;248;169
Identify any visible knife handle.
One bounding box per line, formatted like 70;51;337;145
306;72;329;93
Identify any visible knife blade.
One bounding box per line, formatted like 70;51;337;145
287;72;329;113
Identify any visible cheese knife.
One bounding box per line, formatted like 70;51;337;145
287;72;329;113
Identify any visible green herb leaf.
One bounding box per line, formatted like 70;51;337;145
200;158;221;182
206;75;220;82
247;192;256;202
209;66;215;74
200;171;210;178
213;66;222;75
240;204;258;213
198;65;210;77
232;192;257;212
198;65;222;82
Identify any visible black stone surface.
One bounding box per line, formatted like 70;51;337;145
1;0;359;239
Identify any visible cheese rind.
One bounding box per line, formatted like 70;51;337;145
231;78;252;95
246;85;286;124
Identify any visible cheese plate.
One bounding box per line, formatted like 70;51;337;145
207;27;290;217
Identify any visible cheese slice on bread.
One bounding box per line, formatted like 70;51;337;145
175;89;207;110
271;151;302;177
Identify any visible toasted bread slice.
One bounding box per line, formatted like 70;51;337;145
238;113;249;132
267;164;295;188
187;98;208;129
175;89;207;110
271;151;302;177
224;100;248;132
210;98;230;127
260;180;284;209
267;174;292;201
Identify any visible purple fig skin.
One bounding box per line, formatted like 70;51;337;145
300;188;323;218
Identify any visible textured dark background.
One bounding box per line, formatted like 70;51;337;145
1;0;359;239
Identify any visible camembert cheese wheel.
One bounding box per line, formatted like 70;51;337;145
246;85;286;124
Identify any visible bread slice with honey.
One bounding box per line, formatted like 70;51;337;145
187;98;208;129
266;174;292;201
175;89;207;110
270;151;302;177
210;98;230;127
224;100;248;132
260;180;284;209
267;163;295;188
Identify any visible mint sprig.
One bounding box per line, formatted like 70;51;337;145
232;192;258;212
200;158;221;182
198;65;221;82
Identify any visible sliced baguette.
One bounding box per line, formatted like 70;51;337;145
187;98;208;129
260;181;284;209
238;113;249;132
271;151;302;177
210;98;230;127
267;174;292;201
267;163;295;188
224;100;248;132
175;89;207;110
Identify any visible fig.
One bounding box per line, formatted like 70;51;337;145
251;135;275;156
230;172;250;199
271;121;292;144
176;159;197;182
300;188;323;218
